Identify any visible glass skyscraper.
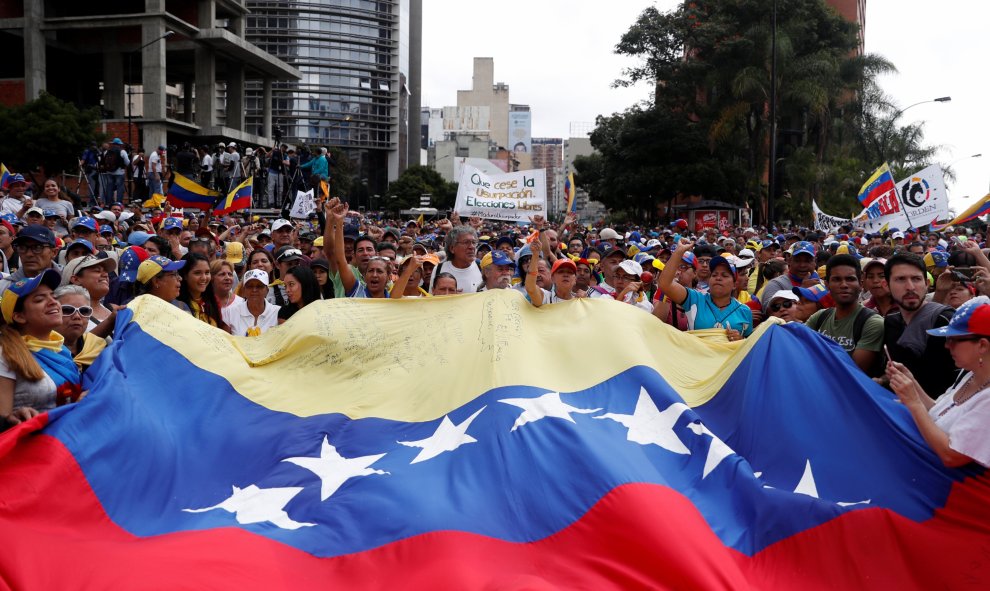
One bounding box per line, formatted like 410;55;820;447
245;0;420;197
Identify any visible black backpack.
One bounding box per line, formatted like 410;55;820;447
100;149;123;172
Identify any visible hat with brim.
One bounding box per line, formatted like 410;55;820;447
551;258;577;274
769;290;799;303
927;296;990;338
13;224;56;247
2;268;61;323
137;255;186;284
709;255;737;280
61;255;117;286
792;283;830;303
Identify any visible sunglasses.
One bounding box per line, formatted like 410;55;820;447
769;300;795;312
61;305;93;318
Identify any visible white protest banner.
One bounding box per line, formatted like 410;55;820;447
289;189;316;219
455;166;546;221
853;165;948;231
812;200;853;233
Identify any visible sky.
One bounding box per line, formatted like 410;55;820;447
421;0;989;211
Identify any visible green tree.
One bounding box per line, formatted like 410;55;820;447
0;92;99;179
386;165;458;212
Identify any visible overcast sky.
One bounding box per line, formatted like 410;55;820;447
422;0;988;208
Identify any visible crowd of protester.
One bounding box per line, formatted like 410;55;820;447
0;166;986;470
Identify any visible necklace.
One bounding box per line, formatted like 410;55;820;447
938;373;990;417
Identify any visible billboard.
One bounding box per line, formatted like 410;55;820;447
442;106;491;133
509;111;532;153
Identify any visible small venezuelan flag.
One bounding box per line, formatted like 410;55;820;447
214;177;253;215
564;172;577;213
0;163;11;189
166;173;221;210
857;163;896;207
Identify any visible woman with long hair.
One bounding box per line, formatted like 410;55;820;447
34;179;76;233
177;253;228;331
277;265;321;325
210;259;242;310
0;269;82;430
247;248;276;278
310;258;335;300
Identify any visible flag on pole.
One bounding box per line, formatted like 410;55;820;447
214;177;253;215
416;213;425;227
319;179;330;203
857;163;896;207
931;192;990;230
564;172;577;213
166;173;222;210
0;163;10;189
143;192;166;208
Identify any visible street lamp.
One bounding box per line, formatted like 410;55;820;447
126;30;174;146
879;96;951;163
948;153;982;168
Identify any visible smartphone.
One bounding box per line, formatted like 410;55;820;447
954;267;976;278
883;345;893;365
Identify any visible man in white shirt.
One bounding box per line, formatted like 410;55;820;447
147;145;165;197
429;226;482;294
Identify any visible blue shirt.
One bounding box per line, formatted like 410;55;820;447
682;289;754;336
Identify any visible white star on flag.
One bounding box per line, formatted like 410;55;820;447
498;392;602;432
282;436;389;501
183;484;315;530
686;422;737;478
763;460;871;507
595;387;691;455
398;406;486;464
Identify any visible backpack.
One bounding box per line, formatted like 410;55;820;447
808;306;881;375
100;149;123;172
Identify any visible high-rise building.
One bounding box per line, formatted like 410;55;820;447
826;0;866;55
456;58;510;150
531;138;562;215
245;0;422;197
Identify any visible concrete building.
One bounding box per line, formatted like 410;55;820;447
563;135;605;221
244;0;422;197
0;0;301;152
531;138;562;215
827;0;866;55
456;57;510;150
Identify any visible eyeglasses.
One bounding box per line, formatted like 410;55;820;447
61;305;93;318
456;240;478;247
15;243;51;254
769;301;795;312
97;244;113;251
678;264;694;271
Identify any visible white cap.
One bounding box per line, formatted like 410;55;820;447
599;228;622;240
217;142;226;148
95;210;117;222
892;231;905;240
242;269;270;286
245;148;254;156
617;259;643;277
271;219;293;232
769;290;799;303
26;206;44;216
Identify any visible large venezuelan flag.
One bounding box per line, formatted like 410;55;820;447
166;173;221;210
1;293;989;589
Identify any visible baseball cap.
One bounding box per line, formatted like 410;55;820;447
127;231;153;247
617;259;643;278
224;241;245;265
111;138;123;145
924;251;949;268
61;255;117;286
1;268;61;323
137;255;186;284
241;269;270;287
480;251;514;269
494;236;515;249
709;255;737;279
43;209;58;219
275;247;303;262
66;238;96;255
834;243;862;259
927;296;990;338
551;258;577;274
599;228;622;241
863;257;887;272
13;224;56;246
791;241;816;258
769;290;800;303
117;246;151;282
601;243;627;260
71;217;99;232
681;251;699;269
99;224;114;235
271;219;293;232
25;206;44;217
95;211;116;222
6;173;25;186
792;283;830;303
162;217;183;232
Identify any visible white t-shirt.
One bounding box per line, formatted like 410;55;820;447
430;260;482;294
929;372;990;468
222;298;280;337
148;150;163;174
0;353;57;412
202;154;214;173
